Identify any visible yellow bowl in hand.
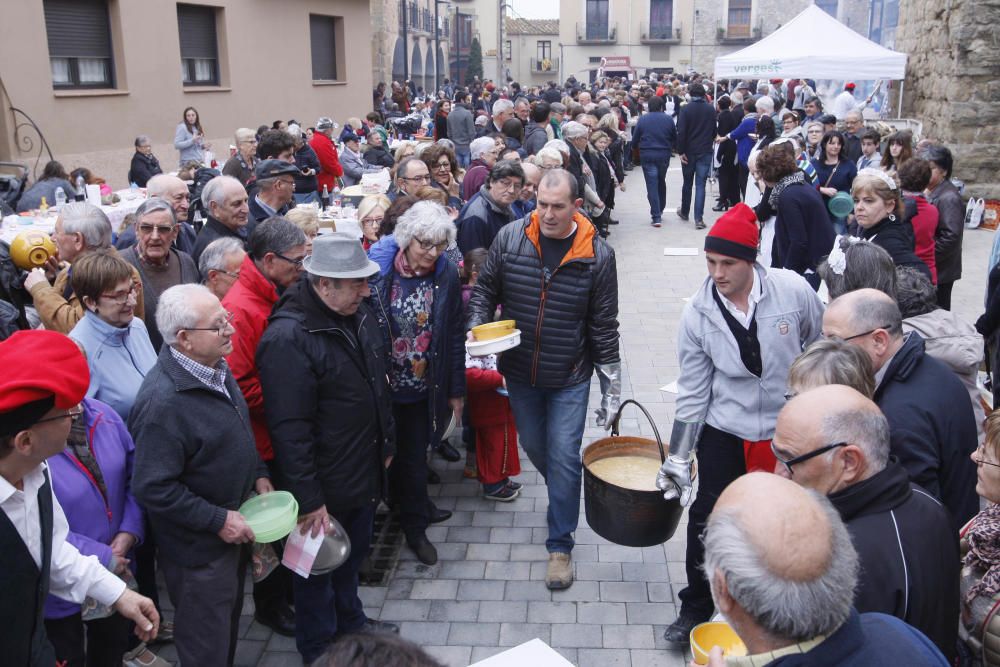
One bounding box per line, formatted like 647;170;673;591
10;231;57;270
471;320;516;341
690;621;747;664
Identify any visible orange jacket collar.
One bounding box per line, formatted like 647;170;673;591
525;210;596;267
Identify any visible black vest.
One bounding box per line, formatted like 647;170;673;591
712;286;763;378
0;469;57;667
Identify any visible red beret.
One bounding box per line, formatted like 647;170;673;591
705;203;759;262
845;82;856;90
0;330;90;413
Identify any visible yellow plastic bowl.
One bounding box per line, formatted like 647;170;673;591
690;621;747;664
471;320;516;341
10;231;57;270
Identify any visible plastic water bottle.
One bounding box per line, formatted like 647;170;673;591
332;185;342;208
75;175;86;201
54;187;66;207
130;182;139;199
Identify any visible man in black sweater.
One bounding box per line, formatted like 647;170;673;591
675;83;717;229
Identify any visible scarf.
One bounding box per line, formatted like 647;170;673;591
393;247;431;278
965;503;1000;606
768;170;807;208
66;413;109;500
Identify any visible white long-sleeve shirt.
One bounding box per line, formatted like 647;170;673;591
0;463;125;606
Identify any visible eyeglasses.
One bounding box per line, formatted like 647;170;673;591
183;310;235;336
100;282;140;305
361;216;384;228
137;223;175;236
974;444;1000;468
494;180;523;192
217;270;240;280
417;238;448;252
400;174;432;183
824;325;891;342
434;161;452;170
274;252;306;268
35;405;83;426
771;441;849;477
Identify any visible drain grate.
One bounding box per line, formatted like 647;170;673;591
359;505;403;587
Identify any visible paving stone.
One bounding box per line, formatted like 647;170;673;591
399;621;452;645
472;511;515;527
572;544;600;562
527;601;578;624
421;645;473;667
448;621;501;646
457;579;506;601
410;579;460;600
550;580;600;602
385;577;415;600
578;648;632;666
469;646;509;663
256;651;305;667
379;599;432;621
466;543;512;561
647;582;674;603
603;623;656;649
632;647;690;666
500;622;552;646
490;526;534;543
599;544;645;563
428;600;481;622
477;600;528;623
621;562;671;582
627;602;676;625
233;639;265;665
513;511;549;528
265;633;297;652
509;544;549;561
576;561;624;581
484;560;531;581
577;601;628;624
599;581;650;602
504;580;552;601
439;560;487;579
242;619;271;641
447;526;494;543
550;622;604;648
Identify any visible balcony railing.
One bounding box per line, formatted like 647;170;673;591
717;23;761;43
576;21;617;44
529;57;559;73
640;21;681;43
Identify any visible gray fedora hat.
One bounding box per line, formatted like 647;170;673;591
303;232;380;279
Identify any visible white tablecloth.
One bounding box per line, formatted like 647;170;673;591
2;191;147;244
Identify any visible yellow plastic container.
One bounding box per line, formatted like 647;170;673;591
10;231;57;270
471;320;516;341
690;621;747;664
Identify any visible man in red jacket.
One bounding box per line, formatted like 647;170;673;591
222;216;307;637
309;116;343;195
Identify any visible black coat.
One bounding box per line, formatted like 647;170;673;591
585;145;614;207
676;97;716;157
928;179;965;284
364;145;395;169
257;279;394;514
860;216;932;280
130;346;263;567
829;461;959;662
771;181;836;276
128;152;162;187
874;332;979;534
456;188;514;254
466;214;620;388
191;216;247;265
566;143;588;200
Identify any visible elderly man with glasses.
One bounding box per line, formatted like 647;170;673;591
131;284;270;667
773;384;959;662
393;157;432;199
248;160;299;229
656;203;823;648
222;128;259;187
822;288;978;533
456;160;523;254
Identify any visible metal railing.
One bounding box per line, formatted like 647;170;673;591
576;21;617;43
640;21;681;43
529;57;559;73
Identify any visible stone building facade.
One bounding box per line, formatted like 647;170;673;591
370;0;452;96
896;0;1000;198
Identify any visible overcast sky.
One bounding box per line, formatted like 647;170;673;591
509;0;558;19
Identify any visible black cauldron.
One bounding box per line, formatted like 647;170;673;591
583;400;684;547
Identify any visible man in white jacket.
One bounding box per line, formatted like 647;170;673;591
655;203;825;648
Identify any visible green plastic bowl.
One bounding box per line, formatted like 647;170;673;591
239;491;299;543
828;191;854;218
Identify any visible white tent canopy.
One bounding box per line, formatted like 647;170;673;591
713;5;907;80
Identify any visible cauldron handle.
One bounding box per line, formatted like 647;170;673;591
610;399;666;463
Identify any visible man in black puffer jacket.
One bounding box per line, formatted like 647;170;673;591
256;233;398;664
466;169;620;592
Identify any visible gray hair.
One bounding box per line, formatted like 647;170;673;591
234;127;256;144
157;283;215;347
703;492;858;642
436;138;455;152
492;98;514;116
287;124;303;140
804;120;824;134
198;237;245;277
248;216;307;259
895;266;939;319
543;139;571;156
534;147;564;166
393;201;456;249
134;135;151;148
841;290;904;339
470;137;496;160
819;404;890;472
134;197;177;226
201;175;244;209
788;338;876;400
756;96;775;114
561;121;588;140
818;238;896;301
145;174;183;199
59;202;112;249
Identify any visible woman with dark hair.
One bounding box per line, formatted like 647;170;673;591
433;100;451;141
422;143;463;207
16;160;76;212
811;130;857;234
743;115;779;208
880;130;914;177
756;144;834;289
922;144;964;310
714;96;740;211
70;167;112;198
898;158;939;284
173;106;206;167
501;118;526;158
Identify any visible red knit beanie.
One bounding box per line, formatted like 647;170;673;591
704;203;758;262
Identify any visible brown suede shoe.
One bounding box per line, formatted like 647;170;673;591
545;552;573;590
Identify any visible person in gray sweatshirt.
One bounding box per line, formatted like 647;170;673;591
446;91;476;168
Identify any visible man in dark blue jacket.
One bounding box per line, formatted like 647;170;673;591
630;95;676;227
675;83;717;229
823;289;979;534
456;161;522;253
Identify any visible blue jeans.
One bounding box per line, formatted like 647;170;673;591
680;153;713;222
293;503;376;664
455;145;471;168
506;378;591;553
640;156;671;222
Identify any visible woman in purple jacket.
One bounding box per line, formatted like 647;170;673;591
43;397;146;667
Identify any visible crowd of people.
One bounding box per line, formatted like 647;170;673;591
0;69;997;667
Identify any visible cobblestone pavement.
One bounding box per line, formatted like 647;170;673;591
153;165;992;667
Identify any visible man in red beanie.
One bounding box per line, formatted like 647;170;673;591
654;204;824;648
0;330;159;665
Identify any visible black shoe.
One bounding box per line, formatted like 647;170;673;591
407;533;438;565
676;208;689;222
427;468;441;484
662;608;713;649
356;618;400;636
429;506;453;524
695;219;706;230
712;202;730;212
435;440;462;462
609;218;620;225
254;604;296;637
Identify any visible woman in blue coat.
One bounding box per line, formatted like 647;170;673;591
811;130;858;235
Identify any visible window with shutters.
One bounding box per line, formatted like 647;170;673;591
43;0;115;89
177;4;219;86
310;15;340;81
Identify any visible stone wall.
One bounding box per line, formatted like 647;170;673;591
896;0;1000;199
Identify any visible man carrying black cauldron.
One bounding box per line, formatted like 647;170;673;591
654;203;824;648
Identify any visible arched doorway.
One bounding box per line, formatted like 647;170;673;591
424;47;435;95
391;37;406;83
410;44;423;97
438;47;448;86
